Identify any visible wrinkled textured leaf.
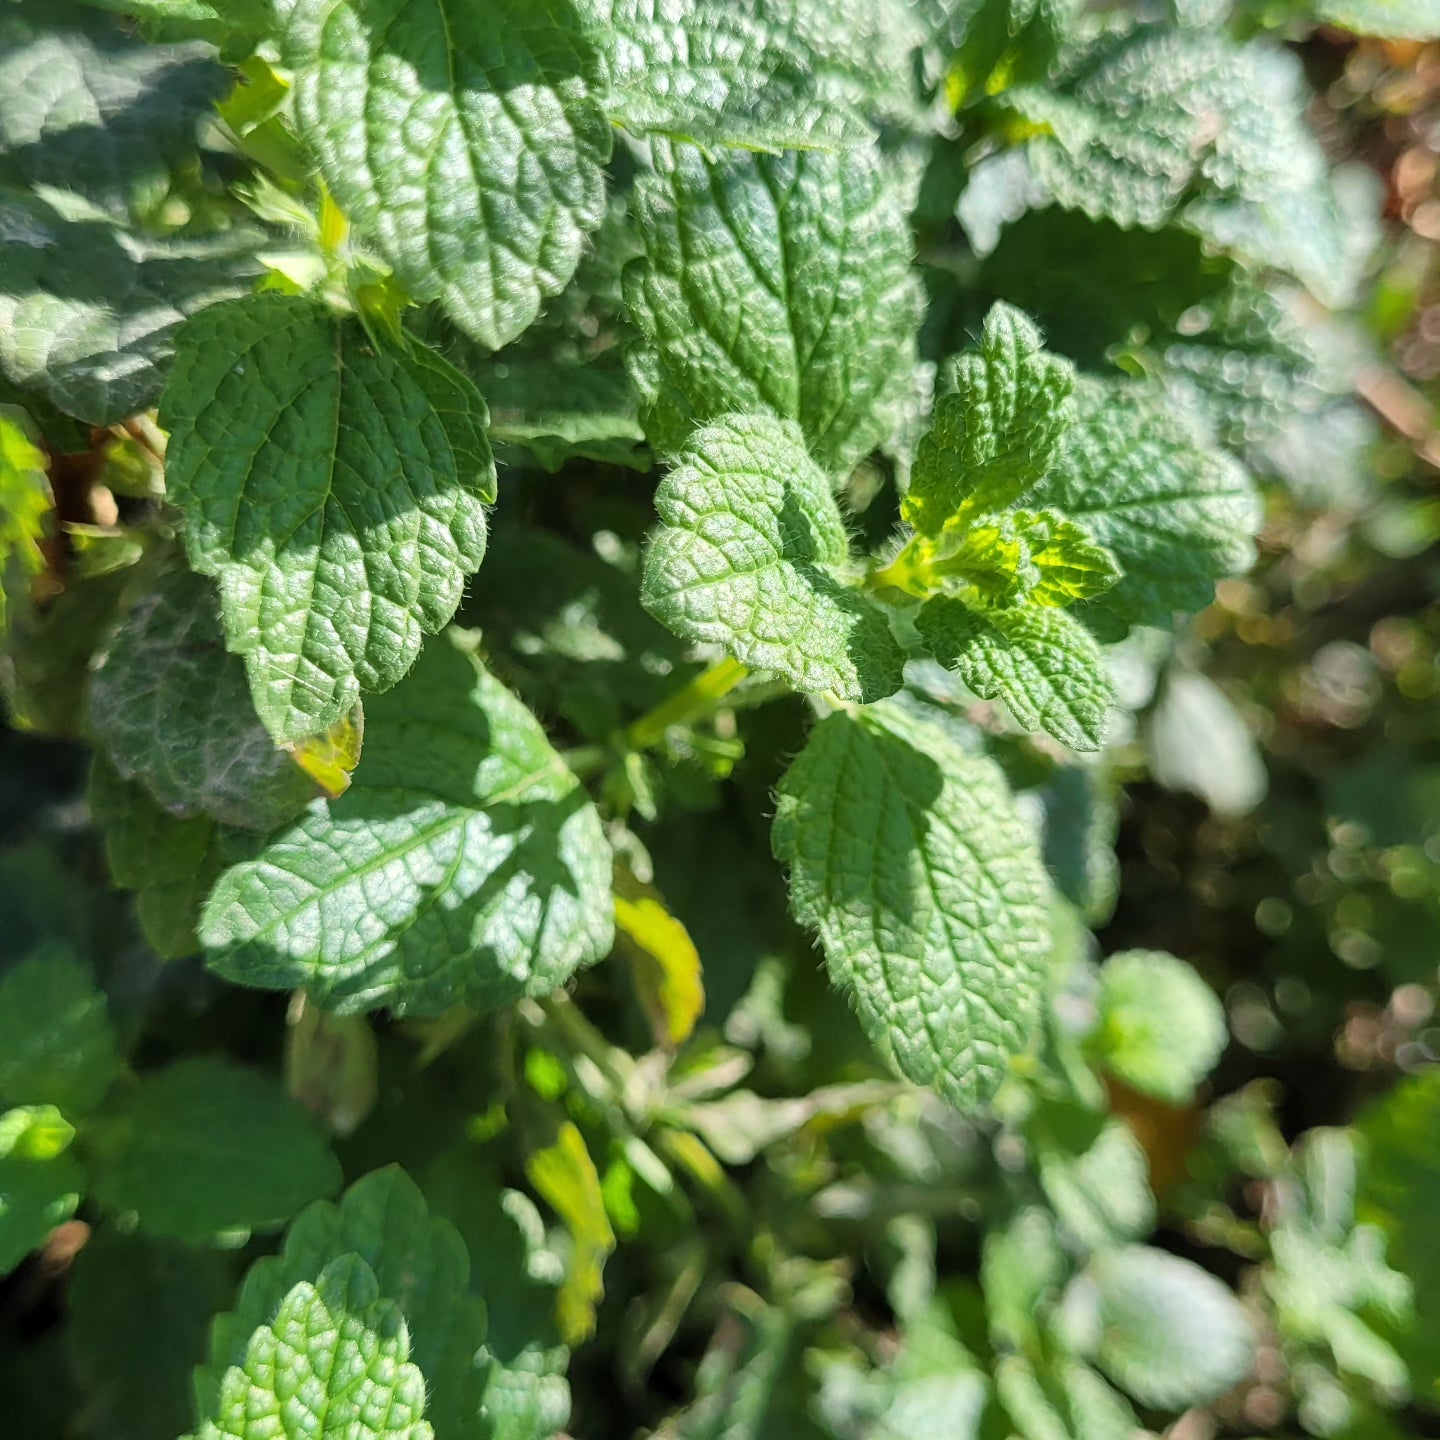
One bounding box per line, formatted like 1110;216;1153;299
903;303;1073;538
1023;380;1260;631
201;638;615;1016
602;0;871;150
0;7;225;217
916;599;1115;751
161;294;494;744
193;1254;433;1440
1090;949;1226;1103
643;413;905;702
773;700;1051;1111
66;1229;229;1440
89;566;320;831
0;1105;84;1275
0;947;119;1114
284;0;611;349
200;1167;488;1440
1078;1246;1256;1409
93;1057;341;1242
0;189;258;426
89;754;233;961
625;140;922;474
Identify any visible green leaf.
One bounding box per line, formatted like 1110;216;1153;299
625;140;922;475
902;303;1074;539
1147;670;1267;817
643;412;905;703
201;637;615;1016
0;406;51;645
1026;1100;1155;1250
1357;1067;1440;1399
1020;29;1377;306
601;0;872;151
947;0;1076;108
0;1104;83;1275
199;1167;488;1440
772;699;1052;1112
0;189;258;426
526;1121;617;1346
192;1254;433;1440
89;754;232;960
1090;950;1226;1103
1022;379;1260;631
1314;0;1440;37
982;1207;1065;1350
92;1057;341;1242
0;7;226;218
160;294;495;744
0;947;120;1113
994;1356;1137;1440
66;1229;229;1440
88;565;320;831
284;0;611;349
1023;512;1122;607
915;600;1116;751
1074;1246;1256;1409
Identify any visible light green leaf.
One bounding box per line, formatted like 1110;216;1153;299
625;140;922;475
526;1122;616;1346
284;0;611;350
0;7;226;218
1090;949;1226;1103
1314;0;1440;37
1022;379;1260;630
1022;511;1122;607
92;1057;341;1242
916;599;1116;751
88;565;320;831
0;1104;83;1275
201;637;614;1016
0;189;258;426
602;0;871;151
0;407;50;645
1147;670;1267;817
66;1229;229;1440
0;947;120;1114
982;1207;1065;1351
903;307;1073;539
160;294;495;744
643;413;905;703
994;1356;1137;1440
1075;1246;1256;1409
193;1254;433;1440
772;700;1052;1112
1026;1100;1155;1250
89;754;232;961
947;0;1076;108
199;1167;489;1440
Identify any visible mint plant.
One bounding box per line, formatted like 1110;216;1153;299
3;0;1440;1437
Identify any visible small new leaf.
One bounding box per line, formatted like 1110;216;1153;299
161;294;494;744
625;140;922;474
915;599;1116;751
902;303;1074;539
88;565;320;831
284;0;611;349
192;1254;433;1440
773;700;1051;1111
201;638;614;1016
643;413;905;702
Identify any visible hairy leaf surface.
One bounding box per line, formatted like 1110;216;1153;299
915;599;1115;751
284;0;611;349
201;638;614;1016
625;140;922;474
773;700;1051;1111
643;413;905;702
161;294;494;744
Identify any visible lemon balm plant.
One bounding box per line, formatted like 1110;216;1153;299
2;0;1438;1437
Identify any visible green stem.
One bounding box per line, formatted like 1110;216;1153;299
623;655;749;752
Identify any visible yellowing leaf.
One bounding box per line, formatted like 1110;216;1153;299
615;885;704;1049
287;704;365;800
526;1121;616;1345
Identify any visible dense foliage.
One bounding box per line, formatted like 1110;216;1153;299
2;0;1439;1436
